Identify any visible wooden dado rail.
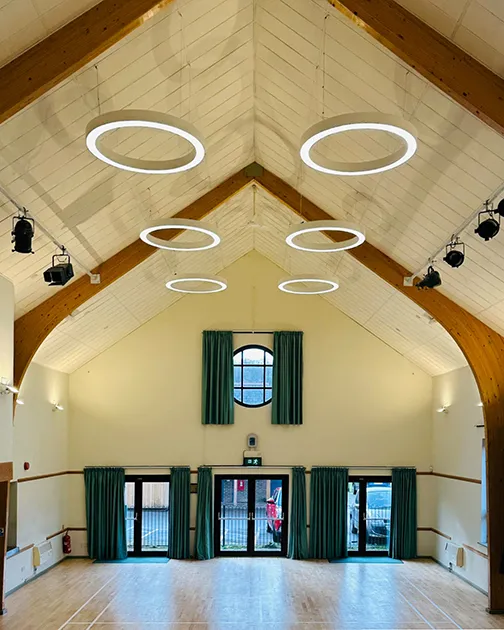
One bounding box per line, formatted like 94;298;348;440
12;469;482;484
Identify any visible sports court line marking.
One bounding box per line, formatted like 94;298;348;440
402;574;463;630
398;590;435;629
57;574;116;630
86;598;113;629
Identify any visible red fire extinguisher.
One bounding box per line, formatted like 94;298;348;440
63;532;72;555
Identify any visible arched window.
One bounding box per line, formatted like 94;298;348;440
233;345;273;408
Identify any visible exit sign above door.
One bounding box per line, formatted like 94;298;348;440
243;457;262;466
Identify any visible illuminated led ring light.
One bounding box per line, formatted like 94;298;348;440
140;219;220;252
286;220;365;253
300;113;417;176
278;276;339;295
166;274;227;294
86;110;205;174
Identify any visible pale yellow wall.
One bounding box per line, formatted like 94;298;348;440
5;361;69;593
69;252;433;470
431;366;487;592
0;274;14;463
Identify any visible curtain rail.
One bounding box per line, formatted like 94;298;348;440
85;464;415;470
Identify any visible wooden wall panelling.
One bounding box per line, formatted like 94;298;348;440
255;165;504;612
0;0;175;125
327;0;504;136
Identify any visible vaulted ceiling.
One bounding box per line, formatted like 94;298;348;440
2;0;504;376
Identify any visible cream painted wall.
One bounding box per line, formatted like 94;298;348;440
0;274;14;463
67;252;434;549
431;366;487;592
5;361;69;594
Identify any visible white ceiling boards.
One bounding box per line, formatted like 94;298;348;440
2;0;504;376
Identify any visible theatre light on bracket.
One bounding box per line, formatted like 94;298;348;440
140;219;220;251
278;276;339;295
300;113;417;176
286;220;365;253
86;110;205;174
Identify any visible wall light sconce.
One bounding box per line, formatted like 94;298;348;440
52;403;64;412
0;378;18;395
477;401;484;407
437;406;449;414
16;399;25;405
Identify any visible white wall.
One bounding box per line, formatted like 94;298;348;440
431;365;487;592
0;274;14;463
67;252;434;546
5;361;69;594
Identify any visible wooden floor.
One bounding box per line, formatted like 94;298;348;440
0;558;503;630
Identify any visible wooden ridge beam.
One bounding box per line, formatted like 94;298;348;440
255;165;504;612
13;168;252;387
327;0;504;136
0;0;174;125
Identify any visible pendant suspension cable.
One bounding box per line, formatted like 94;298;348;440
0;184;101;284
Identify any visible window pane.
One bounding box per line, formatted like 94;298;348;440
243;366;264;387
265;389;272;403
234;366;241;387
265;366;273;387
265;351;273;365
233;351;242;365
234;388;242;402
243;389;264;405
243;347;265;365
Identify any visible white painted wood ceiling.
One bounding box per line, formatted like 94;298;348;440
33;184;467;376
1;0;503;375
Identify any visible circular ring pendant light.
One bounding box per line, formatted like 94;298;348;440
286;220;365;253
300;113;417;176
165;275;227;294
140;219;220;251
86;110;205;174
278;276;339;295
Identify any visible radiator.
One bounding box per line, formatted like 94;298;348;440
33;540;53;568
445;541;464;568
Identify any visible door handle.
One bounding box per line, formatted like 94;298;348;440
134;513;138;522
218;512;222;521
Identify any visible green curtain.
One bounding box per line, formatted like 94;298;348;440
272;331;303;425
309;467;348;559
84;467;127;561
202;331;234;425
169;467;191;559
390;467;417;559
288;466;308;559
195;467;214;560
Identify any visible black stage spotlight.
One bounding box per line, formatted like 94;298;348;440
475;202;500;241
11;214;35;254
43;251;74;287
496;199;504;217
443;238;465;268
415;266;442;290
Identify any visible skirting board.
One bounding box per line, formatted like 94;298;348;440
5;556;66;597
430;556;488;596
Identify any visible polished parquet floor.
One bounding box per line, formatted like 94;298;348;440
0;558;503;630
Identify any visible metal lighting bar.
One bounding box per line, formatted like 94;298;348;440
403;180;504;286
0;184;101;284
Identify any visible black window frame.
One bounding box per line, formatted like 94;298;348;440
233;344;273;408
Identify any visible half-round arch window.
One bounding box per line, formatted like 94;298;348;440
233;345;273;408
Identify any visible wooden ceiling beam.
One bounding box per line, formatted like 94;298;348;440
255;164;504;613
327;0;504;136
13;168;252;388
0;0;174;125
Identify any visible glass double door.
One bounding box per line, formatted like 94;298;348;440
215;475;289;557
125;475;170;556
347;476;392;556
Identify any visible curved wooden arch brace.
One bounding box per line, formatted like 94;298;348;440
13;168;252;388
327;0;504;137
255;166;504;612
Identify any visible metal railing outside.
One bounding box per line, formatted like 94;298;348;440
219;504;282;551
